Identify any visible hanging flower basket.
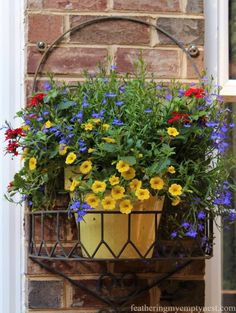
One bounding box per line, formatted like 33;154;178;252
3;18;236;260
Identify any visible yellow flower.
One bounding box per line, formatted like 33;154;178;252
121;167;136;180
120;199;133;214
88;148;96;153
116;160;130;173
138;153;143;158
167;127;179;137
102;196;116;210
168;166;176;174
102;124;110;130
22;125;30;131
129;179;142;191
172;197;181;206
85;193;100;209
29;157;37;171
69;179;80;192
111;185;125;200
109;175;120;186
84;123;93;131
21;148;29;160
135;188;150;201
59;144;68;156
92;118;101;124
65;152;77;165
150;176;165;190
79;160;92;174
102;137;116;144
91;180;106;193
168;184;183;196
44;121;53;129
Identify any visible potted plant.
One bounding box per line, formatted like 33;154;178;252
3;63;236;259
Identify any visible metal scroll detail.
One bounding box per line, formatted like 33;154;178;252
32;16;202;93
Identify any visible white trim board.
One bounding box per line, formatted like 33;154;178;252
204;0;222;308
0;0;25;312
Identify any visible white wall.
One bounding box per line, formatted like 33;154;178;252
0;0;25;312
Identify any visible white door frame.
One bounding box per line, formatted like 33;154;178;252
205;0;235;307
0;0;25;312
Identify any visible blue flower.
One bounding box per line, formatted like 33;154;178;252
197;211;206;220
198;224;205;231
165;94;172;101
206;121;218;127
76;210;87;222
44;81;52;91
105;92;117;98
181;222;190;228
116;101;124;106
170;231;178;239
178;89;185;97
112;118;124;126
70;200;81;210
144;109;153;113
185;229;197;238
119;86;126;93
81;203;91;210
82;96;90;107
37;117;44;122
43;111;49;115
111;65;118;70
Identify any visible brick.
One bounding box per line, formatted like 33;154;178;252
113;0;180;12
28;280;63;308
44;0;108;11
156;18;204;45
27;0;43;9
160;280;204;306
28;14;63;44
186;0;204;14
27;258;107;275
72;278;150;308
187;50;204;79
70;16;150;45
27;47;108;75
116;48;181;78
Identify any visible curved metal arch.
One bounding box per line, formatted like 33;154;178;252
32;16;201;93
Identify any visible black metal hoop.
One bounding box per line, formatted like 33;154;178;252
32;16;202;93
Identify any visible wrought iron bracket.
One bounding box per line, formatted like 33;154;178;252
30;257;193;312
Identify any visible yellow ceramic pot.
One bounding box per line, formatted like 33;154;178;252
65;167;164;259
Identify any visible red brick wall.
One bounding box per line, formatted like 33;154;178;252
26;1;205;312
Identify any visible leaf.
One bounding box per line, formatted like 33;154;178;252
102;143;119;153
146;159;171;176
119;156;136;166
57;101;76;111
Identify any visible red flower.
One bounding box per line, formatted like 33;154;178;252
184;88;204;99
168;112;190;124
6;141;19;156
7;182;14;190
5;127;25;140
29;93;47;107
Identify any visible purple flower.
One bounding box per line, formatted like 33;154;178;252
178;89;185;97
36;117;43;122
185;229;197;238
198;224;205;231
105;92;117;98
206;121;219;127
116;101;124;106
111;65;118;70
165;94;172;101
229;123;235;128
197;211;206;220
82;96;90;107
82;203;91;210
76;210;87;222
171;231;178;239
44;81;52;91
156;85;162;90
43;111;49;115
181;222;190;228
112;118;124;126
119;86;126;93
70;200;81;210
144;109;153;113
